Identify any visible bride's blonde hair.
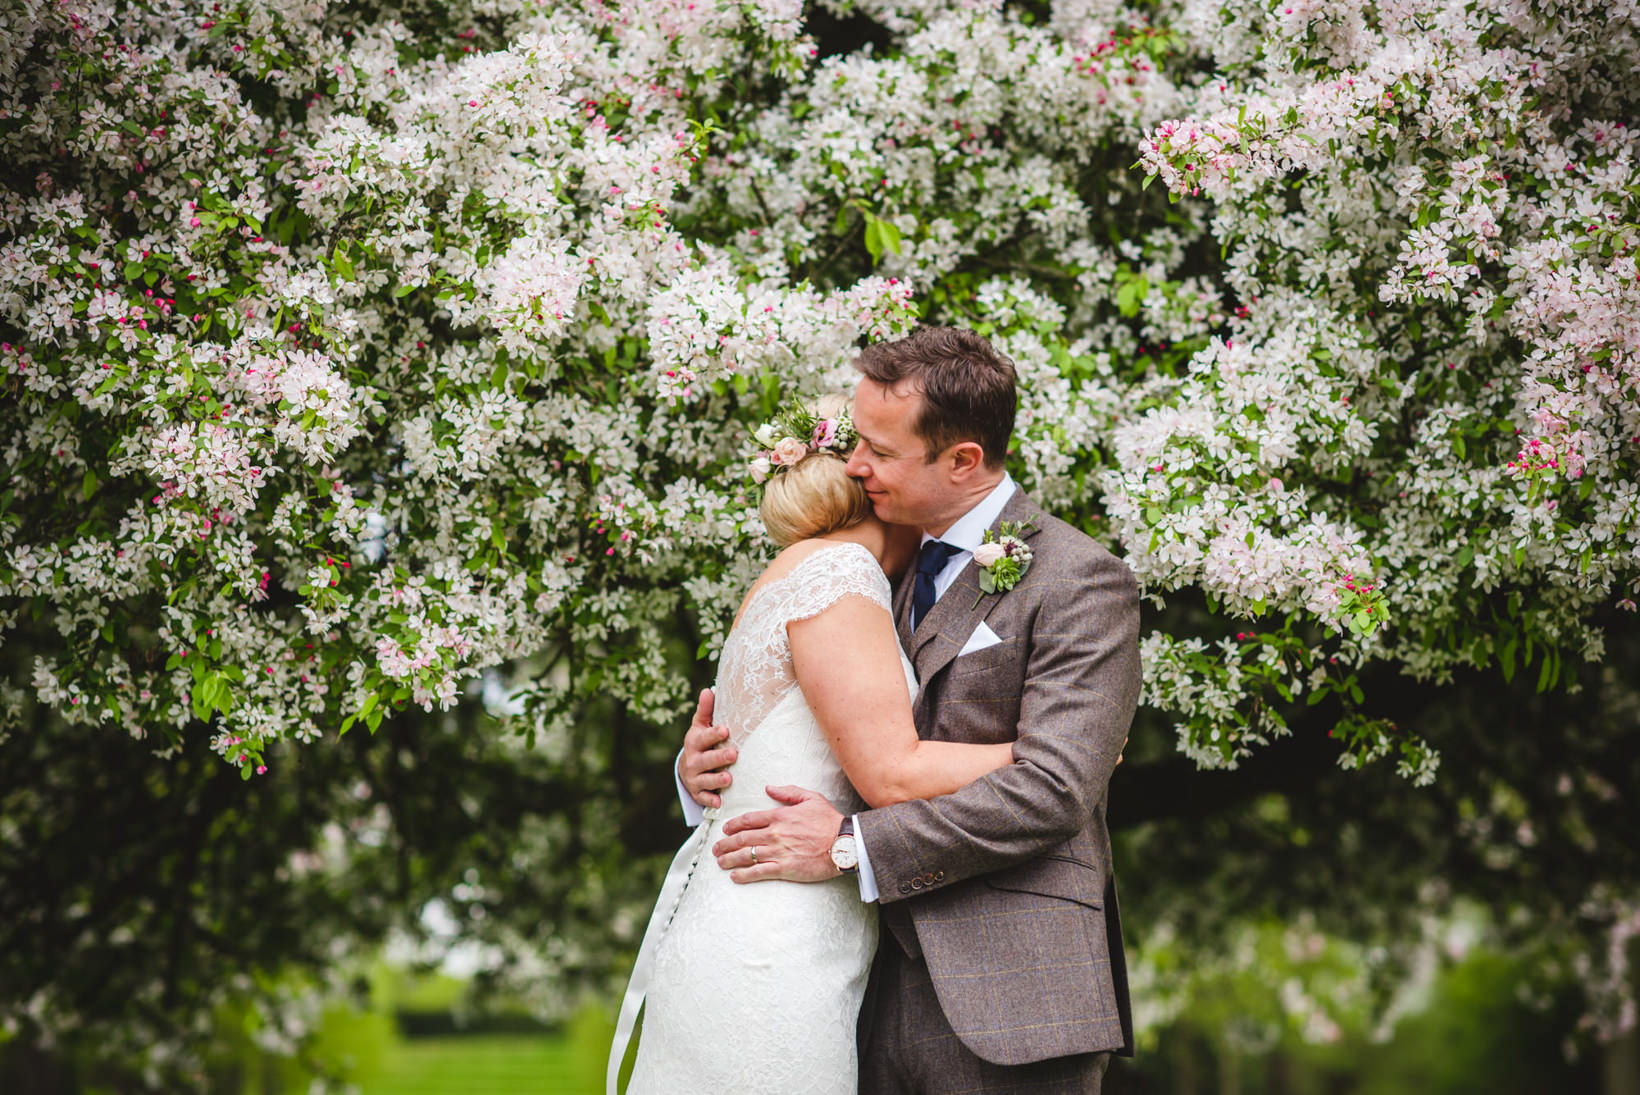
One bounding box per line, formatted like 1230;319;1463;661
759;394;873;547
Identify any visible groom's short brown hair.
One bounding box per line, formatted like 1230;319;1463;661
855;326;1017;469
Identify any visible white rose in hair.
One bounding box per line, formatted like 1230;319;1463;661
773;437;809;466
973;542;1006;567
754;423;779;447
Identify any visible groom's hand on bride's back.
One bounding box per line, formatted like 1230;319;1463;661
714;786;842;884
680;688;738;809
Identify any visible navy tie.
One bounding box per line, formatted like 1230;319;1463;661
912;539;962;630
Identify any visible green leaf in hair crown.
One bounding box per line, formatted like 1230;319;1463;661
746;398;858;484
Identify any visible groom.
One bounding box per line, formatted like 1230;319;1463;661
680;326;1141;1092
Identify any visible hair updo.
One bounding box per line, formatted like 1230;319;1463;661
757;393;873;548
759;452;874;547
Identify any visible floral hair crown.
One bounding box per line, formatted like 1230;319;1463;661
747;398;858;485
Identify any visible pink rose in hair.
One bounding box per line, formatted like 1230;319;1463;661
772;437;809;467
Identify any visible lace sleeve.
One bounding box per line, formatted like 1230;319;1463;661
777;542;892;625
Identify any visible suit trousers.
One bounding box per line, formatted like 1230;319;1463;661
859;939;1111;1095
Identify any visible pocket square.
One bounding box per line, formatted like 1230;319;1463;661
958;621;1003;657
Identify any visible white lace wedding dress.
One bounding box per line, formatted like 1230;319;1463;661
608;541;916;1095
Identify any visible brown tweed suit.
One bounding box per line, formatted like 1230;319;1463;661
855;488;1141;1092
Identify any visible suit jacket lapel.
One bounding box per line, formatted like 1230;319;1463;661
892;568;915;653
911;490;1047;685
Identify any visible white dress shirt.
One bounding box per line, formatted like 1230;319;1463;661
677;474;1018;904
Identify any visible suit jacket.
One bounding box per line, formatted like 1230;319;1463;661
856;488;1141;1066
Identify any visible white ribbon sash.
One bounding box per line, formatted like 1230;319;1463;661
606;811;716;1095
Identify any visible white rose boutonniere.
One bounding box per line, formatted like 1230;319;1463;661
973;520;1034;607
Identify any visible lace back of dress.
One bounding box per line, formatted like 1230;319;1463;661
713;542;893;751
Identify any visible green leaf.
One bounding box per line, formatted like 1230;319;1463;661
1145;506;1163;525
863;217;884;263
190;675;216;722
1116;281;1140;317
81;469;97;500
877;217;902;256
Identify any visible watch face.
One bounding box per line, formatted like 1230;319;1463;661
830;836;858;871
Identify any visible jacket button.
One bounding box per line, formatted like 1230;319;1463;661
934;871;945;881
899;882;912;894
910;878;923;890
923;873;935;884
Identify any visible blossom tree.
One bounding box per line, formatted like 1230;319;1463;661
1;0;1637;1087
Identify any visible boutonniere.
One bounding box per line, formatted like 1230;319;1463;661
972;519;1034;607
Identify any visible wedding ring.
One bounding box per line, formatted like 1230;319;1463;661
750;846;759;865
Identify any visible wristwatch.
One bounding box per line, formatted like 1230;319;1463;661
830;816;858;874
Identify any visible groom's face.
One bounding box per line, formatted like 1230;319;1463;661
845;378;954;529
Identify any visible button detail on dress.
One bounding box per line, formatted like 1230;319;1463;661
899;882;912;894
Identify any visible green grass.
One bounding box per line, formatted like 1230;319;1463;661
360;1035;599;1095
334;1007;621;1095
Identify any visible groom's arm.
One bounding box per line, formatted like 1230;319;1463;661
858;547;1140;899
676;688;737;822
715;545;1140;890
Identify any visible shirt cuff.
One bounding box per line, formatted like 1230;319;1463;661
852;814;879;903
675;749;705;827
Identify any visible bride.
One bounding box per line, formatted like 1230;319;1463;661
607;397;1015;1095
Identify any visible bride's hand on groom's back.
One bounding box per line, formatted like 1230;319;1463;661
680;688;738;809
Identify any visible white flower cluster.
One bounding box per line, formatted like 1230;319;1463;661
0;0;1632;829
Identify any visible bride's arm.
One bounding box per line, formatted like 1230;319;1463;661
788;595;1013;809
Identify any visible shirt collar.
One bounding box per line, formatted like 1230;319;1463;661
922;474;1016;554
